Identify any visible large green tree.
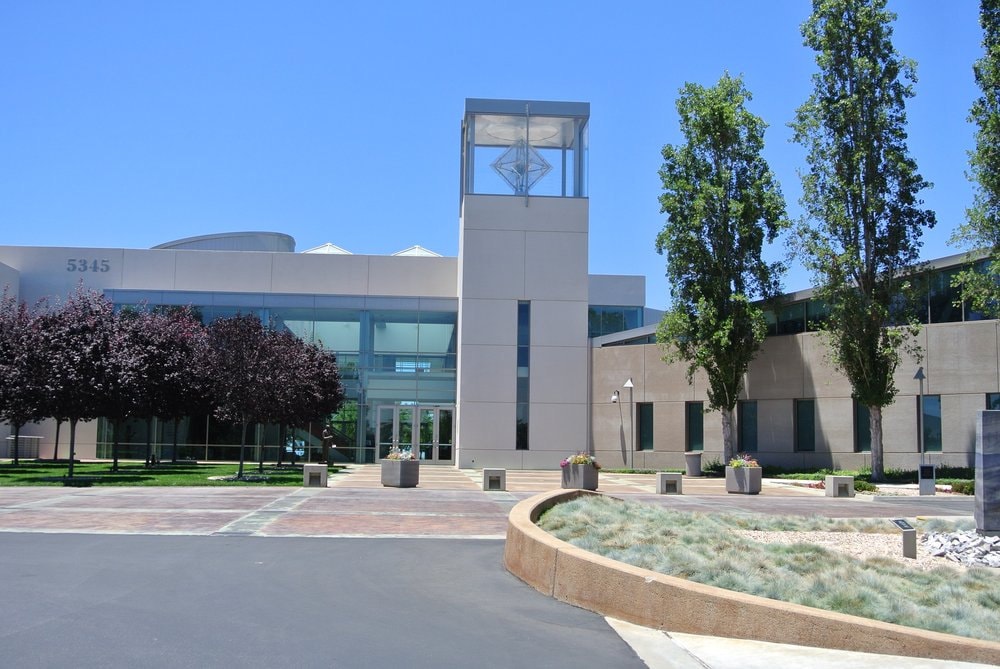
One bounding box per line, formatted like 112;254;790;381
656;73;788;464
953;0;1000;316
792;0;936;481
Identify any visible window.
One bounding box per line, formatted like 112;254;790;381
516;301;530;450
395;360;430;373
636;403;653;451
587;305;644;338
928;268;963;324
805;299;830;331
737;401;757;452
777;302;806;335
855;402;871;452
987;393;1000;411
685;402;704;452
919;395;942;452
795;399;815;452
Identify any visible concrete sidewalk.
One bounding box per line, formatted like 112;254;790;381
0;465;988;668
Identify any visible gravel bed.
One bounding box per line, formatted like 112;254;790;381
738;529;964;572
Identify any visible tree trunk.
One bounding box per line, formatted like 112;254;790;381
67;419;77;479
276;424;286;466
171;418;180;464
112;418;121;472
145;417;154;467
237;420;247;479
11;423;21;466
52;419;61;461
720;406;736;465
257;423;265;474
869;404;885;482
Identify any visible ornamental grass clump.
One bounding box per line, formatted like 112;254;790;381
536;495;1000;642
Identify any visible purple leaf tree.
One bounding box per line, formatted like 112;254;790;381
0;289;48;466
38;284;115;479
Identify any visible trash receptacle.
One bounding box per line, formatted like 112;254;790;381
684;452;702;477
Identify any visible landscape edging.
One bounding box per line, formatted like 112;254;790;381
503;489;1000;666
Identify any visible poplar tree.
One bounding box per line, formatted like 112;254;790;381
953;0;1000;316
792;0;936;481
656;73;788;464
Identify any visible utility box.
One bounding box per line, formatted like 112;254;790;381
657;472;683;495
919;464;936;496
825;475;855;498
483;468;506;491
303;463;328;488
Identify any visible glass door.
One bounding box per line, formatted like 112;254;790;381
376;404;454;462
377;405;397;460
437;408;453;461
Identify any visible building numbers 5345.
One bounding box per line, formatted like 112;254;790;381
66;259;110;272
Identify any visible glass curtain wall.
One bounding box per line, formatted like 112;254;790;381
98;291;457;464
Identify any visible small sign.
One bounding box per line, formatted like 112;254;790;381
890;518;914;531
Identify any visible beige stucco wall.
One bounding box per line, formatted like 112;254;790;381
456;194;590;468
0;245;459;305
592;321;1000;470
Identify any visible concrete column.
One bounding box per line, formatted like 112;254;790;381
975;411;1000;536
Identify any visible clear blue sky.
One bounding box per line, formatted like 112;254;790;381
0;1;983;309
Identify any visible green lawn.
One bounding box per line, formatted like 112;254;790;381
0;460;344;486
538;495;998;642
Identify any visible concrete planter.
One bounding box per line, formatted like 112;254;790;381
561;464;598;491
381;459;419;488
725;466;761;494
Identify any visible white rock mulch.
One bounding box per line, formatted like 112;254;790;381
739;528;999;571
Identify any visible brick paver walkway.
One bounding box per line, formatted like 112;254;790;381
0;464;974;538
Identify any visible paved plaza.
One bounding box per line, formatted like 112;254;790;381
0;465;975;538
0;465;986;669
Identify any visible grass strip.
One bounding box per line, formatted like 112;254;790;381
0;460;344;486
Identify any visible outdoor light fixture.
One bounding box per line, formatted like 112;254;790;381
914;367;926;463
623;378;635;470
611;390;620;403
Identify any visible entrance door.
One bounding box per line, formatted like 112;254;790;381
377;404;454;462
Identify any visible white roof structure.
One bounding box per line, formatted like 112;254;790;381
302;242;353;255
392;245;442;257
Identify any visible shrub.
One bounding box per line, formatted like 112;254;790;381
854;480;878;493
949;480;975;495
701;457;724;477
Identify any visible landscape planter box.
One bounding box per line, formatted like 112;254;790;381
725;466;762;494
561;464;598;491
381;459;419;488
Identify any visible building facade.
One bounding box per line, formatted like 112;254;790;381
0;98;997;471
590;253;999;472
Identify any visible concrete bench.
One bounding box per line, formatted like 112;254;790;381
657;472;683;495
825;475;855;498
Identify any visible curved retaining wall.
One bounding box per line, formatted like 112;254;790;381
503;489;1000;666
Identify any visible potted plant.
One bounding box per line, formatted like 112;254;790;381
381;447;419;488
725;453;761;494
560;452;600;490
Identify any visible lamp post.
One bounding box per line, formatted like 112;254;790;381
623;378;634;471
914;367;925;465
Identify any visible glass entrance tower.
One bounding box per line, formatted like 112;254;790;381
456;99;591;468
